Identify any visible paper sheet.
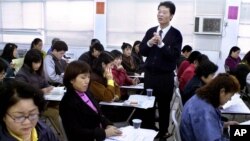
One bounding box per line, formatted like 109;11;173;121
44;87;65;101
240;120;250;125
221;93;250;114
12;58;24;72
105;126;158;141
124;95;155;109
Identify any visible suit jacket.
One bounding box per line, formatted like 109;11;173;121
59;88;112;141
140;26;182;73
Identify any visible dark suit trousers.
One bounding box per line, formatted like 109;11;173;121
143;70;174;135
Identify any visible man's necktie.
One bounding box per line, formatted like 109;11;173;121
159;30;163;38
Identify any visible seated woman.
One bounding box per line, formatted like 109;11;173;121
15;49;53;93
121;42;140;75
177;51;201;81
30;38;46;58
60;61;122;141
0;79;59;141
0;43;18;78
15;49;62;135
225;46;241;73
111;50;139;99
132;40;145;73
232;50;250;91
182;60;218;104
89;51;120;102
179;54;208;93
180;73;240;141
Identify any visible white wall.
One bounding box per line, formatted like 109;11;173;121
0;0;243;68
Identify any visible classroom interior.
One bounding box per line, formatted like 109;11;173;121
0;0;250;141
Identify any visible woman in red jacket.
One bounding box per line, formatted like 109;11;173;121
111;50;139;100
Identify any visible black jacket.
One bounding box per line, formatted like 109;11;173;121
59;88;112;141
140;26;182;73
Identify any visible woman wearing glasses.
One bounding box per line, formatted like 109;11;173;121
0;79;59;141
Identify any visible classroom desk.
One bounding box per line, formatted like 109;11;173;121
128;74;144;78
120;83;144;90
105;126;158;141
100;95;155;124
220;93;250;114
240;120;250;125
100;95;155;109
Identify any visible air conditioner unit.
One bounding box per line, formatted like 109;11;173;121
194;16;223;35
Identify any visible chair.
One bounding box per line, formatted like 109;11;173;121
175;88;183;111
170;88;183;112
224;65;230;73
171;109;182;141
58;116;68;141
170;88;183;140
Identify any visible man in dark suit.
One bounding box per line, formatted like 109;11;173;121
139;1;183;140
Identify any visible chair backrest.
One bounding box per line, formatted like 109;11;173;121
171;109;182;141
175;88;183;111
171;88;183;112
224;65;230;73
58;116;68;141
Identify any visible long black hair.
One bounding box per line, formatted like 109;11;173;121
0;43;18;63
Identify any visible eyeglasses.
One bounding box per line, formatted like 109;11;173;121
7;113;39;123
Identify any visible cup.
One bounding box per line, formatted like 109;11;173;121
146;89;153;98
132;119;142;129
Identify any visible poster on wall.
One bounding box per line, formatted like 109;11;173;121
228;6;238;20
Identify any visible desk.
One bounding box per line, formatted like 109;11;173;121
221;94;250;114
120;83;144;90
128;74;144;78
44;87;65;101
240;120;250;125
105;126;158;141
100;95;155;124
100;95;155;109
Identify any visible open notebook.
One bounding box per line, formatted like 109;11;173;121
44;87;65;101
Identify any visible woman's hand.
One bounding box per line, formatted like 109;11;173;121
42;86;54;94
224;121;239;128
104;67;113;80
105;126;122;137
10;62;16;69
117;65;124;70
112;95;120;102
132;78;140;85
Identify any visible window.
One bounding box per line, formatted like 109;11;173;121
0;0;94;47
238;1;250;53
0;1;43;43
45;1;94;46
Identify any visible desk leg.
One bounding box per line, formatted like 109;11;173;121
126;108;136;123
